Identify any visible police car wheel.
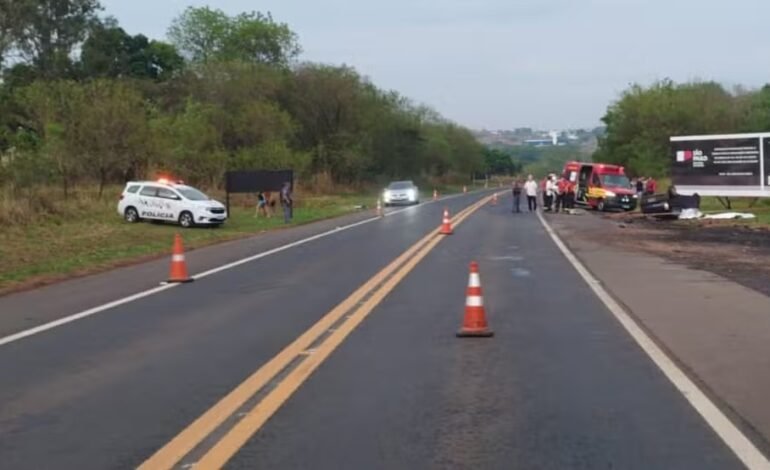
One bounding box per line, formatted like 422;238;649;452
179;211;194;228
597;200;606;212
124;207;140;223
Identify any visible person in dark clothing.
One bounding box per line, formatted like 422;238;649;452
636;178;644;197
512;179;522;213
280;182;293;223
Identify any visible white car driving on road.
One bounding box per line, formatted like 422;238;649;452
383;180;420;206
118;180;228;228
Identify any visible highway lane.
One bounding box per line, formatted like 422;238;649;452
0;193;488;470
223;198;744;469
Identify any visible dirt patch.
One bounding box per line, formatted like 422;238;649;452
552;211;770;297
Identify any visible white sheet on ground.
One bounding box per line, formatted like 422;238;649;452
703;212;756;220
678;208;703;220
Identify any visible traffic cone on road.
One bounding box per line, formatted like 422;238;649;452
463;185;467;194
167;233;193;283
491;193;498;206
439;208;454;235
457;261;493;338
433;189;438;201
376;198;383;217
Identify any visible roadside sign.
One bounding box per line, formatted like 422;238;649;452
671;133;770;197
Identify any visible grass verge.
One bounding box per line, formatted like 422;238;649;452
0;192;377;295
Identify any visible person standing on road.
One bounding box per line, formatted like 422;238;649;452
280;182;293;224
564;180;576;209
512;179;522;213
555;176;568;213
524;175;538;212
636;177;645;198
645;177;657;195
545;174;557;212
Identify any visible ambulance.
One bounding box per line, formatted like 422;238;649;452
562;161;638;211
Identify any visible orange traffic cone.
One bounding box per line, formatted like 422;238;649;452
491;193;498;206
376;198;383;217
439;208;453;235
433;189;438;201
457;261;493;337
167;233;193;283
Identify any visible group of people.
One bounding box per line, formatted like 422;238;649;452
255;182;294;223
511;174;576;213
633;177;657;197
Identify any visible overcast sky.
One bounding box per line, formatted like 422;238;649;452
101;0;770;130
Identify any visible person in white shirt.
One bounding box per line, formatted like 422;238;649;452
545;174;557;212
523;174;538;212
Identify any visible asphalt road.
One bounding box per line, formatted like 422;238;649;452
0;192;749;469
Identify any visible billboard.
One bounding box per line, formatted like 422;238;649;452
670;133;770;197
225;170;293;193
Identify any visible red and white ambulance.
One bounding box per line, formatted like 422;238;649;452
562;161;638;211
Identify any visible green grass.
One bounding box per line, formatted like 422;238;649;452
0;192;377;294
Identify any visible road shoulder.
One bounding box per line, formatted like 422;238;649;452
546;211;770;452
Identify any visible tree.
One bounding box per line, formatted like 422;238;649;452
595;80;742;177
75;80;151;195
17;80;85;197
168;6;300;67
0;0;24;66
12;0;103;79
283;64;369;180
742;85;770;132
483;148;517;175
80;19;183;80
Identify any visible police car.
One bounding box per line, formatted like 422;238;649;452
118;179;228;228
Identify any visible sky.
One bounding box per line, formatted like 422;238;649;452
101;0;770;131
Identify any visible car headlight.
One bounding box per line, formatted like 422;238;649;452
383;190;392;201
407;189;416;200
604;191;616;198
632;194;638;198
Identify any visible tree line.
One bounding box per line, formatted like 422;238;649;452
0;2;486;198
595;79;770;177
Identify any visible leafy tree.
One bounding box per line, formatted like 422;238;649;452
483;148;517;175
80;19;183;80
74;80;151;195
596;80;742;177
11;0;103;79
16;80;85;197
168;6;300;67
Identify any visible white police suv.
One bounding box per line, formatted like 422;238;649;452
118;179;227;228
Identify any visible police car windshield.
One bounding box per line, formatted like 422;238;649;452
601;174;630;188
388;182;413;190
177;187;210;201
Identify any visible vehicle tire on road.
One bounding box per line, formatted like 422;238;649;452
597;199;606;212
124;207;140;223
179;211;195;228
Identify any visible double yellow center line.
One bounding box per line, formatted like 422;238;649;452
139;194;495;470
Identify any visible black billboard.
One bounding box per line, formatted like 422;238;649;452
225;170;293;193
670;137;761;186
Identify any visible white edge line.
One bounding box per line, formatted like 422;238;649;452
0;284;177;347
536;211;770;470
0;191;476;348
